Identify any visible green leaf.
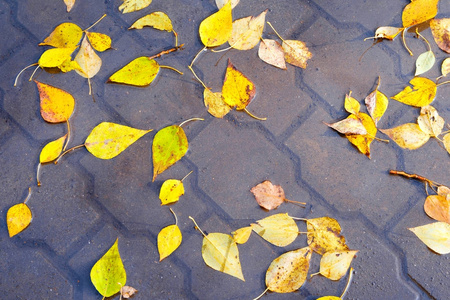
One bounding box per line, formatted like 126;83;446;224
415;50;435;76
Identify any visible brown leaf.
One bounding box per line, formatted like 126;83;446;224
258;39;286;69
306;217;349;255
250;180;285;210
431;18;450;53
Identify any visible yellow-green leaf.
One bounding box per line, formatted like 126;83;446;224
282;40;312;69
409;222;450;254
346;113;377;158
202;232;245;281
228;10;267;50
130;12;173;31
39;23;82;48
344;92;360;115
160;179;184;205
152;125;188;181
222;59;256;110
35;80;75;123
40;134;67;163
430;18;450;53
86;31;112;52
231;226;252;244
365;81;388;126
265;247;312;293
158;224;182;261
251;213;298;247
75;35;102;78
204;88;231;118
119;0;152;13
402;0;439;28
417;105;444;137
391;77;436;107
318;250;358;280
90;238;126;297
306;217;349;255
415;50;435;76
199;1;232;47
108;57;160;87
85;122;152;159
380;123;430;150
38;47;77;68
7;203;32;237
258;39;287;69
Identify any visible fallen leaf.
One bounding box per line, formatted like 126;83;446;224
203;89;231;118
7;203;32;237
372;26;403;40
430;18;450;53
232;226;252;244
202;232;245;281
424;195;450;223
108;57;160;86
346;113;377;158
409;222;450;254
158;224;182;261
258;39;287;69
282;40;312;69
86;31;112;52
265;247;312;293
40;135;67;163
39;23;82;48
59;58;83;73
129;11;173;31
306;217;349;255
85;122;152;159
38;47;78;69
415;50;435;76
222;59;256;110
159;179;184;205
216;0;239;9
120;286;138;298
317;250;358;280
251;213;298;247
64;0;75;12
199;1;232;47
443;133;450;155
417;105;444;137
75;35;102;78
317;297;341;300
402;0;439;28
441;57;450;77
438;185;450;197
380;123;430;150
152;125;188;181
35;80;75;123
228;10;267;50
325;117;368;136
365;79;388;126
344;92;360;115
119;0;152;13
91;238;126;297
391;77;436;107
250;180;286;210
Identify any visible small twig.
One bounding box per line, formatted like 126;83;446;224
284;199;307;206
14;63;39;86
211;46;233;53
55;144;85;164
148;44;184;60
64;121;71;152
173;30;179;47
389;170;444;187
29;65;40;82
160;65;183;75
189;47;209;89
436;80;450;87
266;22;285;42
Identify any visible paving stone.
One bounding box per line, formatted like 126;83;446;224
0;1;28;64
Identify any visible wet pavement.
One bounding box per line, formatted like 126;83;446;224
1;0;450;299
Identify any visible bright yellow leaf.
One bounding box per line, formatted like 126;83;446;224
344;92;360;115
40;134;67;163
35;80;75;123
158;224;182;261
306;217;349;255
317;297;341;300
222;59;256;110
318;250;358;280
251;213;298;247
75;35;102;78
199;1;232;47
38;47;77;68
231;226;252;244
431;19;450;53
216;0;239;9
86;31;112;52
39;23;82;48
402;0;439;28
119;0;152;13
108;57;160;87
409;222;450;254
129;12;173;31
159;179;184;205
85;122;152;159
258;39;287;69
346;113;377;158
380;123;430;150
392;77;437;107
59;58;83;73
282;40;312;69
228;10;267;50
7;203;32;237
204;88;231;118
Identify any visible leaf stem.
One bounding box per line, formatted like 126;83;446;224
253;287;269;300
340;267;354;299
84;14;107;31
189;47;209;89
436;80;450;87
173;30;179;47
189;216;206;237
289;216;308;222
375;76;381;90
211;46;232;53
284;199;307;206
416;28;431;52
36;163;42;187
389;170;443;187
160;65;183;75
179;117;204;128
181;170;193;182
64;121;71;152
29;65;41;82
55;144;85;164
401;28;413;56
243;108;267;121
170;208;178;226
24;187;32;204
14;63;39;86
370;135;389;143
266;22;285;42
309;271;320;278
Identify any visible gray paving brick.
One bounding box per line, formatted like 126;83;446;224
0;1;28;64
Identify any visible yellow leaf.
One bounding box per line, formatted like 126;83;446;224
251;213;298;247
392;77;436;107
202;232;245;281
40;134;67;163
282;40;312;69
129;12;173;31
365;80;388;126
199;1;232;47
158;224;182;261
35;80;75;123
86;31;112;52
443;133;450;155
317;297;341;300
159;179;184;205
228;10;267;50
417;105;444;137
119;0;152;13
203;89;231;118
325;118;368;135
90;238;126;297
258;39;287;69
306;217;349;255
346;113;377;158
424;195;450;223
318;250;358;280
441;57;450;77
7;203;32;237
108;57;160;87
402;0;439;28
85;122;152;159
265;247;312;293
231;226;252;244
222;59;256;110
216;0;239;9
39;23;82;48
75;35;102;78
344;92;360;115
373;26;403;40
409;222;450;254
380;123;430;150
59;58;83;73
64;0;76;12
38;47;77;68
431;18;450;53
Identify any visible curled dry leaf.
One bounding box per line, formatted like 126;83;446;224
424;195;450;223
199;1;232;47
409;222;450;254
250;180;286;210
251;213;298;247
231;226;252;244
203;89;231;118
325;117;368;135
282;40;312;69
318;250;358;281
159;179;184;205
417;105;444;137
431;18;450;53
258;39;287;69
365;79;388;126
372;26;403;40
120;286;138;298
229;10;267;50
222;59;256;110
380;123;429;150
346;113;377;158
391;77;436;107
119;0;152;13
40;135;67;163
130;12;173;31
306;217;349;255
39;22;82;48
35;80;75;123
402;0;439;28
75;35;102;79
85;31;112;52
108;57;160;87
415;50;435;76
344;92;360;115
7;203;32;237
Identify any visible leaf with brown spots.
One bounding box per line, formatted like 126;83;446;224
35;80;75;123
315;250;358;281
306;217;349;255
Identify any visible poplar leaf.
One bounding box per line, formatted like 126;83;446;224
75;35;102;78
306;217;349;255
251;213;298;247
152;125;188;181
222;59;256;110
216;0;239;9
7;203;32;237
265;247;312;293
424;195;450;223
40;135;67;163
443;133;450;155
90;238;126;297
250;180;287;210
39;23;82;48
86;32;112;52
402;0;439;28
380;123;430;150
365;82;388;126
417;105;444;137
258;39;287;69
441;57;450;77
324;118;368;135
85;122;152;159
159;179;184;205
415;50;435;76
409;222;450;254
204;89;231;118
344;92;360;115
228;10;267;50
391;77;436;107
346;113;377;158
64;0;75;12
119;0;152;13
231;226;252;244
199;1;232;47
430;18;450;53
158;224;182;261
38;47;77;69
202;232;245;281
373;26;403;40
108;57;160;87
282;40;312;69
318;250;358;280
35;80;75;123
129;12;173;32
